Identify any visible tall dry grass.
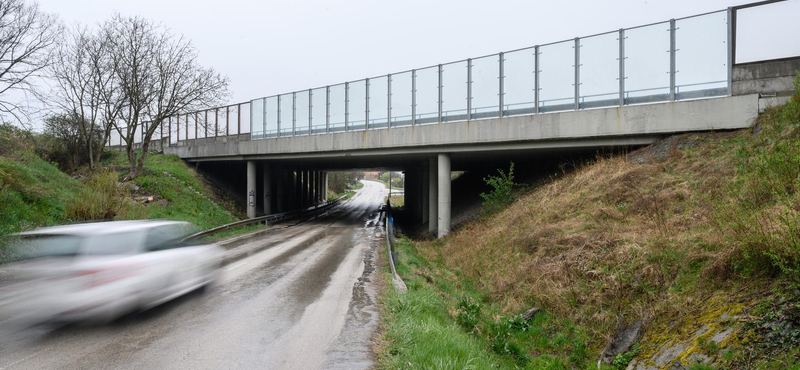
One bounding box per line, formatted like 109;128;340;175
415;131;747;347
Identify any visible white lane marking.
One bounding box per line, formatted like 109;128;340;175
225;261;248;271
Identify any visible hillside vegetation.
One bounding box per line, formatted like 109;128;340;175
378;77;800;370
0;126;239;261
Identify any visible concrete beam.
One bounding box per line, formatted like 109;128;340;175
166;95;759;162
437;154;451;238
247;161;256;219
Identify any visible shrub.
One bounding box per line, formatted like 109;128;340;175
66;170;142;221
480;162;521;215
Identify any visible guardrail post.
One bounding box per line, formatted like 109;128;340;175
619;29;625;106
534;46;540;114
237;103;241;135
574;37;580;110
215;108;219;139
204;110;209;138
467;58;472;120
411;69;416;126
225;106;229;137
308;89;312;134
437;64;443;123
669;19;676;101
194;112;198;140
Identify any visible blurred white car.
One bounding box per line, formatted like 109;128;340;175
1;220;223;324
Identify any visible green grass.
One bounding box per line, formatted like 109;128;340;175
0;151;86;238
379;238;594;370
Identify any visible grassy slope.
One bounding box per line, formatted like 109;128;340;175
102;150;238;230
1;149;238;248
0;151;86;237
378;92;800;369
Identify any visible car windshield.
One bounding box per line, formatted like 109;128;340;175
14;234;84;259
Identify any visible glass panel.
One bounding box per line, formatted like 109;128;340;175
241;102;251;134
390;71;412;127
538;40;575;113
471;55;499;119
415;66;438;125
624;22;670;104
279;94;293;136
265;96;278;138
736;1;800;63
216;108;226;136
502;48;535;116
441;61;467;122
368;76;388;129
295;91;310;136
188;113;197;140
676;12;727;100
348;80;366;131
329;84;346;132
311;88;326;134
250;99;263;139
580;32;620;109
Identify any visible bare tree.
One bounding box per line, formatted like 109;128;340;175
0;0;60;122
104;14;228;179
49;24;118;169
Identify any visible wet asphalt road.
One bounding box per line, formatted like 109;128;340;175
0;180;387;370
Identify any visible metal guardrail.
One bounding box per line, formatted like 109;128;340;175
182;194;347;242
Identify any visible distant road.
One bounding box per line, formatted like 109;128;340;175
0;180;388;370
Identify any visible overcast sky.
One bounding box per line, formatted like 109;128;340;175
32;0;799;107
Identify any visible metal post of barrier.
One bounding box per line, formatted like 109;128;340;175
226;106;229;137
467;58;472;120
669;19;676;101
237;103;241;135
345;82;349;131
194;112;198;140
387;73;392;128
411;69;416;126
575;37;580;110
365;78;370;130
308;89;312;134
619;29;625;106
215;108;219;138
277;95;282;138
437;64;443;123
534;46;540;114
499;52;504;117
727;7;733;96
326;86;330;133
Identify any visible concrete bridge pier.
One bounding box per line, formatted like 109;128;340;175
247;161;257;219
324;172;328;201
428;157;438;233
293;170;301;210
262;163;272;215
310;171;317;206
300;170;308;208
437;153;451;238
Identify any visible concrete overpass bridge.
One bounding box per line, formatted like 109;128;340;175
114;1;798;238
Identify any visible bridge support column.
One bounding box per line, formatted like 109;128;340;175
247;161;256;219
293;171;301;210
310;171;316;206
437;153;451;238
276;168;286;213
315;171;321;204
422;163;430;225
300;170;307;208
428;157;438;233
262;163;272;215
